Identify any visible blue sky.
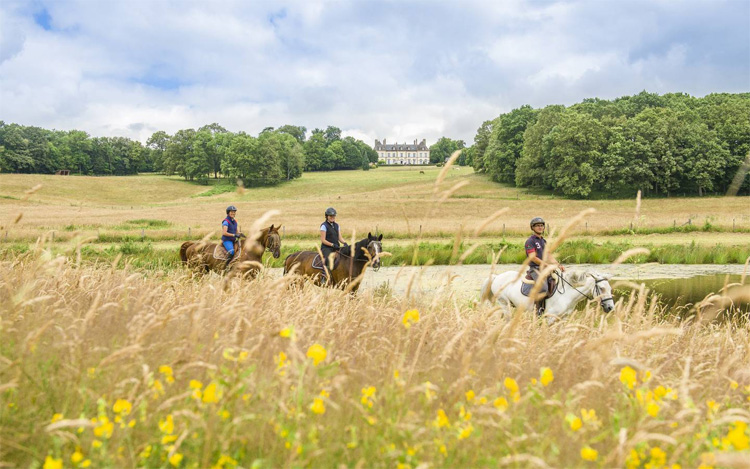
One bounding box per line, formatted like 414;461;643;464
1;0;748;145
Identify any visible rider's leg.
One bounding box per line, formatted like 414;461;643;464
530;270;549;316
223;240;235;272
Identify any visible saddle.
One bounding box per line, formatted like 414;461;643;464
520;272;558;298
213;243;241;261
312;253;340;271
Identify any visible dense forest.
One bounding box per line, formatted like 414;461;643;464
0;123;377;186
470;92;750;197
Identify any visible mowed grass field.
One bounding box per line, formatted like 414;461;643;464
2;167;750;268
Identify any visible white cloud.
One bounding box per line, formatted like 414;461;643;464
0;0;747;146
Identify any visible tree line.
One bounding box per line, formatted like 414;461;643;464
469;92;750;197
0;122;378;186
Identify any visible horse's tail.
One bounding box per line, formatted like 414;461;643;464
179;241;193;265
480;275;495;303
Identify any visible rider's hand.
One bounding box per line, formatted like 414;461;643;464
559;265;566;272
343;242;349;247
332;243;340;250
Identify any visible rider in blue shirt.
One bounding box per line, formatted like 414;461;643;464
222;205;243;270
525;217;564;315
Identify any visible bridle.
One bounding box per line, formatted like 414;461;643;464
265;232;281;256
338;239;382;271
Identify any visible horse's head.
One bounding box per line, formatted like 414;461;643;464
590;273;615;313
366;232;383;269
264;224;282;258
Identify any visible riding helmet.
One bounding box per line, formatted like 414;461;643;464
530;217;545;228
226;205;238;214
325;207;337;217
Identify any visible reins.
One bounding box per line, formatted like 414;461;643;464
557;271;608;302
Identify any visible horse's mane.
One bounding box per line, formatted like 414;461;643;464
562;269;608;286
340;238;369;259
562;270;589;285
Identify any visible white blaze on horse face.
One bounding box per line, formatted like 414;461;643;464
371;241;381;267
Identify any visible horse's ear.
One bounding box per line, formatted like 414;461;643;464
368;232;373;239
275;225;282;232
378;234;383;241
269;224;274;231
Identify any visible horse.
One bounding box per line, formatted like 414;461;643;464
480;268;615;322
179;225;282;278
283;233;383;292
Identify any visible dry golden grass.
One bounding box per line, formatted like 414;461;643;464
1;169;749;243
1;246;749;468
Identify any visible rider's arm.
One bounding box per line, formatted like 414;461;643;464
338;231;347;245
222;222;236;239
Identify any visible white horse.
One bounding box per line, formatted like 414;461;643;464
480;269;615;321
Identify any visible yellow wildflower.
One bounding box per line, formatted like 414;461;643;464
43;456;62;469
162;434;178;445
71;449;84;463
581;408;599;425
730;380;739;390
93;417;113;439
51;413;63;423
435;409;450;428
424;381;436;401
113;399;132;415
189;380;203;389
706;400;720;413
620;366;637;390
459;404;472;421
238;351;248;362
310;398;326;415
402;309;420;329
279;327;293;338
220;410;230;420
504;377;520;402
465;390;475;402
159;414;174;434
320;389;330;398
493;397;508;411
80;460;91;468
439;444;447;456
580;446;598;461
361;386;376;408
202;382;221;404
478;396;487;405
569;416;583;431
540;367;554;386
647;447;666;468
642;370;652;383
159;365;175;383
139;445;152;459
169;452;183;467
306;344;327;366
152;379;165;399
726;421;749;450
457;423;473;440
626;449;641;469
647;402;660;417
91;440;102;449
213;455;238;468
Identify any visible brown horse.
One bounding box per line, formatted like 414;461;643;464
180;225;282;278
283;233;383;291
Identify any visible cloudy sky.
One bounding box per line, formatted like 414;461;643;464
1;0;748;145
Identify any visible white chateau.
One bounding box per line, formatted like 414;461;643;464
374;139;430;165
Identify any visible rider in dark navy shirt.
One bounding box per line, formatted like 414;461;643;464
319;207;347;283
525;217;564;315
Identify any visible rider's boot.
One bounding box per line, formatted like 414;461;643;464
535;299;546;317
224;253;235;273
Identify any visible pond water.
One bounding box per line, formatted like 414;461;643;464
638;274;748;312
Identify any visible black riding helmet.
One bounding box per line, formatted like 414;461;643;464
226;205;238;214
325;207;337;217
530;217;545;229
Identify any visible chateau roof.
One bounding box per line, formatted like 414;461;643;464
374;139;429;151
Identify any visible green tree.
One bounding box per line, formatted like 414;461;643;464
303;130;327;171
277;125;307;144
471;120;494;172
515;105;565;188
484;105;537;183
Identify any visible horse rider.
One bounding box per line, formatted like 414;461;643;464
319;207;348;283
221;205;243;271
525;217;564;316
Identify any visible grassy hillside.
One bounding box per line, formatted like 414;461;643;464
1;167;749;265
